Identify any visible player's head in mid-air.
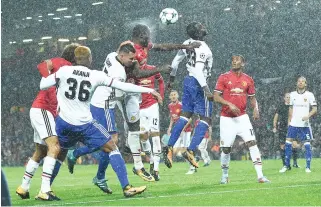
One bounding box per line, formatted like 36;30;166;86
117;43;136;67
296;76;307;90
284;92;291;105
61;43;80;64
74;46;92;68
231;55;245;72
186;22;208;41
169;90;179;103
132;24;151;47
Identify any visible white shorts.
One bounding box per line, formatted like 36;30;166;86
140;103;159;132
173;131;192;148
220;114;256;147
198;138;209;150
122;93;141;123
30;108;57;145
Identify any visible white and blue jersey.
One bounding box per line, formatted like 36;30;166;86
91;52;127;134
287;90;317;141
171;39;213;117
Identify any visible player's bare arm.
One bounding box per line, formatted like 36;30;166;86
302;106;317;121
152;42;201;51
151;91;163;105
288;106;293;126
273;113;279;133
249;96;260;120
167;117;174;135
213;91;241;115
132;61;172;78
203;85;214;101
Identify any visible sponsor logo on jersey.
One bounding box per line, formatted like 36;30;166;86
140;79;151;85
230;88;244;93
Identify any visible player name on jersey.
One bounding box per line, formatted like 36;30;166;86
73;70;90;77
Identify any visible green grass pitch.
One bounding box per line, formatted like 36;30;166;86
3;158;321;206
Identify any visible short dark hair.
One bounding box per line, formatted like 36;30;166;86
186;22;199;39
61;43;80;64
119;43;136;54
132;24;150;38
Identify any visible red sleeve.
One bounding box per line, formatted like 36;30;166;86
247;77;256;96
37;60;51;78
214;75;225;93
156;73;165;99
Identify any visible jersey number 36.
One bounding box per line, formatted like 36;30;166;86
65;78;92;101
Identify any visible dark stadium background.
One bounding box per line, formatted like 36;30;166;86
1;0;320;166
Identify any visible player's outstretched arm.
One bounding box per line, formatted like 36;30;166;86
40;74;56;90
132;61;172;78
152;42;201;51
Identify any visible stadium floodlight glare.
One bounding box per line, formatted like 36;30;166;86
92;2;104;5
38;42;44;45
26;17;32;20
23;39;33;43
93;38;101;41
9;41;13;44
224;7;231;11
53;17;61;20
56;7;68;11
38;19;43;22
12;41;17;44
75;13;82;17
38;15;42;18
58;38;70;42
48;13;55;16
41;36;52;40
64;16;72;18
275;0;281;3
78;37;87;40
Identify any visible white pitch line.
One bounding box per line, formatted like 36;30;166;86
45;183;321;206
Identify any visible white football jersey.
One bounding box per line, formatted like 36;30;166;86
290;90;317;127
55;65;113;125
91;52;127;108
171;38;213;87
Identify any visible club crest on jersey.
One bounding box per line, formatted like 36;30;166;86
176;109;180;113
228;81;232;85
304;98;307;102
220;140;224;145
230;88;244;93
200;53;205;59
130;116;136;121
242;81;247;87
140;79;151;85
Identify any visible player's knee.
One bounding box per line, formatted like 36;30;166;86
127;120;140;131
199;116;212;125
246;140;257;148
111;133;118;145
221;147;231;154
103;139;117;152
139;131;149;141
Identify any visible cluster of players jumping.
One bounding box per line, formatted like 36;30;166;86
15;22;317;201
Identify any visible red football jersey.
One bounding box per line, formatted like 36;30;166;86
139;72;164;109
168;101;192;132
214;70;255;117
195;120;209;138
31;58;71;117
